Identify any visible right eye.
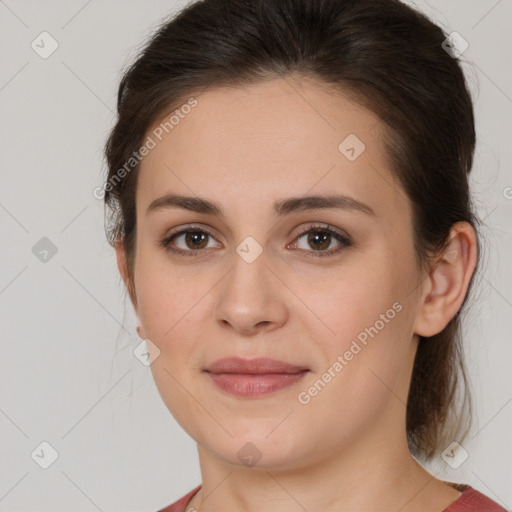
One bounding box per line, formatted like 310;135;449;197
160;226;221;256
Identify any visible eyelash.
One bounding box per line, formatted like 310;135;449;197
160;223;352;258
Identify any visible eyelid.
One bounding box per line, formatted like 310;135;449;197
163;223;219;241
292;223;350;243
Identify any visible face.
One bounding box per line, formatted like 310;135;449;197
123;76;426;470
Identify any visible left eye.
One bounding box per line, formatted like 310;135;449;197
291;226;351;256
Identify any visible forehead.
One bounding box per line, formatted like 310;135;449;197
137;76;408;223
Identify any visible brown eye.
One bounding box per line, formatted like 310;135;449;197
292;224;352;257
303;230;332;251
161;227;220;256
182;230;209;250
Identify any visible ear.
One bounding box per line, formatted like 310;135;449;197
413;222;478;337
115;240;146;338
114;239;138;312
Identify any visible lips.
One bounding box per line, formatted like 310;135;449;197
203;357;310;397
204;357;309;374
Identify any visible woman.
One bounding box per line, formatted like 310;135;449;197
102;0;508;510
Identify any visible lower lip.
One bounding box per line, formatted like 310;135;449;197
205;371;309;397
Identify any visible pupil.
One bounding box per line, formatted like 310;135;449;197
309;231;329;250
186;231;207;249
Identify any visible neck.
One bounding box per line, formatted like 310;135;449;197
190;408;458;512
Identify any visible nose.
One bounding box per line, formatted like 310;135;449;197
214;249;288;336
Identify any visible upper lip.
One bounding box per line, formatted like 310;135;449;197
204;357;309;374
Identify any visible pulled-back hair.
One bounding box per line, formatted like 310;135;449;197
103;0;481;461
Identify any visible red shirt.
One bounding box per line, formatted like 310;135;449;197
157;483;508;511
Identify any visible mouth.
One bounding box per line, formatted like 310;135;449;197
204;356;309;374
203;357;310;397
204;371;310;397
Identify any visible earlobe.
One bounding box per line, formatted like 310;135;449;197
414;222;478;337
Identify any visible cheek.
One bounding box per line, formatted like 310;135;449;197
299;311;411;442
307;265;411;402
314;267;398;345
150;360;208;443
134;252;204;340
134;265;204;410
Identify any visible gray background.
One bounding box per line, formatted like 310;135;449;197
0;0;511;510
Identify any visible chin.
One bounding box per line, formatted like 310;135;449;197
205;430;308;470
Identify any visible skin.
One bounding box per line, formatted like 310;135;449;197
116;75;478;511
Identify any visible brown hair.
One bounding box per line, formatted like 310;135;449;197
103;0;481;461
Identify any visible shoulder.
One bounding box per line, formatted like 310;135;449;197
444;485;509;511
157;485;202;512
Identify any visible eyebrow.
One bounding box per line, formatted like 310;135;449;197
146;193;376;217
